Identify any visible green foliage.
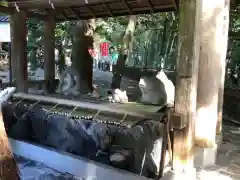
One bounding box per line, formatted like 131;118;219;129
131;12;178;68
27;18;44;70
225;7;240;87
95;17;127;45
25;8;240;84
0;1;7;7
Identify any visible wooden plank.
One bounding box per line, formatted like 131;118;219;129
9;138;151;180
13;93;163;121
172;0;201;172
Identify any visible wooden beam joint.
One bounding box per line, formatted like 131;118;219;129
70;8;81;20
172;0;178;10
61;10;68;21
86;6;96;18
100;0;113;16
122;0;132;14
0;5;47;20
146;0;154;13
171;112;186;130
0;5;13;14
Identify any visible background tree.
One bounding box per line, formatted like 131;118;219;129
111;15;137;89
71;19;95;94
22;7;240;89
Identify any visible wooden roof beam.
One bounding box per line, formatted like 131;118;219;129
172;0;178;10
146;0;154;13
69;8;81;20
99;0;113;16
0;5;13;14
56;4;175;22
61;10;68;21
122;0;132;14
85;6;96;18
0;5;47;20
27;11;47;20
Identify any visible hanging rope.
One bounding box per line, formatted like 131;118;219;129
13;100;40;121
48;0;55;9
14;3;20;12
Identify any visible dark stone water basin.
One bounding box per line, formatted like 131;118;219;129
3;102;164;179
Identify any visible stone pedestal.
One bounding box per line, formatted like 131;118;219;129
160;169;196;180
194;134;222;167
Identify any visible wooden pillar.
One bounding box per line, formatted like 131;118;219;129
195;0;230;147
172;0;201;172
216;0;230;135
44;11;56;93
10;11;28;92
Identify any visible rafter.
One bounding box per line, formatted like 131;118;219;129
172;0;178;10
86;6;96;18
0;5;13;14
69;8;81;20
61;10;68;21
99;0;113;16
27;11;47;20
0;5;47;20
146;0;154;13
122;0;132;14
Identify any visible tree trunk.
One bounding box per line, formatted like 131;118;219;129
71;19;95;94
160;17;168;68
195;0;229;147
163;30;173;69
111;15;136;89
29;47;37;71
126;28;135;67
165;33;176;69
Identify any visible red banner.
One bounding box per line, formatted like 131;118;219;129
100;42;109;56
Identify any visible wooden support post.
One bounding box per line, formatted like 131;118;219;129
44;10;56;93
216;0;230;135
195;0;230;147
10;10;28;93
172;0;201;172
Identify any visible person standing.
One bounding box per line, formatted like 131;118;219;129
109;47;119;72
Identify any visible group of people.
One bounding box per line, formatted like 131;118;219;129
97;46;119;72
